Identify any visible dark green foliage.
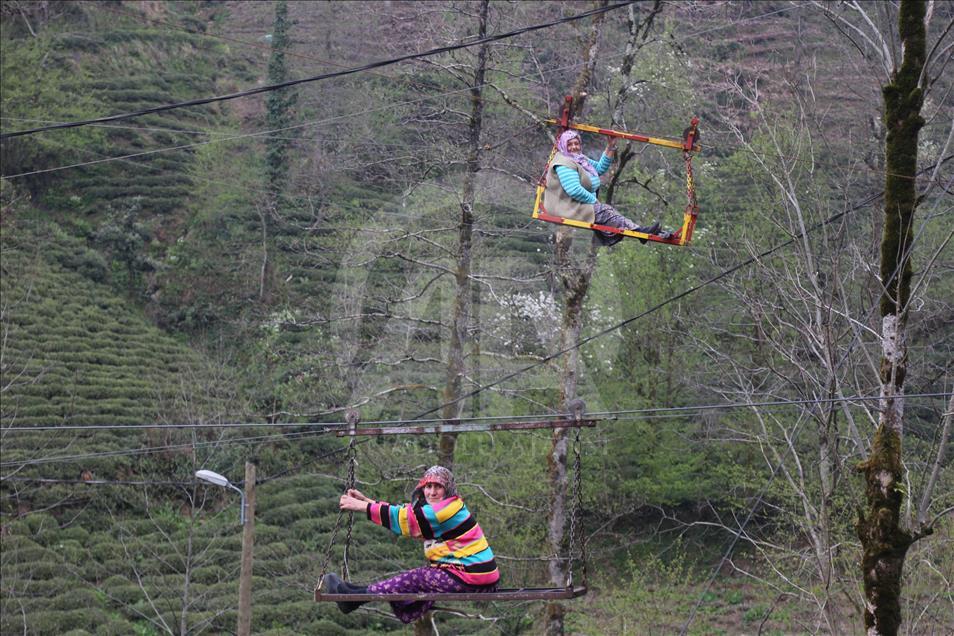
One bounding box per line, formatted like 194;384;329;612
94;199;153;293
265;1;296;196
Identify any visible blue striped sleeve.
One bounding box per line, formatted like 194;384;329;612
554;165;597;204
388;505;405;536
594;152;613;175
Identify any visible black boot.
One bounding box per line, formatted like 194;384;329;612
338;580;369;614
635;221;661;244
323;573;368;614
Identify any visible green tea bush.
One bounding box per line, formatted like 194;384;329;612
191;564;228;585
0;533;44;553
19;513;59;541
51;539;87;564
255;599;329;632
258;501;319;527
23;607;107;633
98;619;138;636
49;588;100;610
2;578;73;598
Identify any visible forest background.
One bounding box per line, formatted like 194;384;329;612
0;1;951;635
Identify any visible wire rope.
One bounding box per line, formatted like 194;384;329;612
2;392;949;432
0;2;632;140
0;3;826;180
0;428;330;469
410;195;882;421
677;206;953;634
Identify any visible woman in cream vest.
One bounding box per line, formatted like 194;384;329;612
543;129;666;246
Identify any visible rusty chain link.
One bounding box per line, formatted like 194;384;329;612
571;424;587;588
342;434;357;581
317;413;360;589
684;150;697;212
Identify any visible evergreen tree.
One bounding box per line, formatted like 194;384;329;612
265;0;295;196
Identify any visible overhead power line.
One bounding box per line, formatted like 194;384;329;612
0;48;612;180
0;2;632;140
1;393;948;469
0;429;327;469
1;392;950;432
0;3;820;180
410;198;885;421
410;150;953;423
0;440;366;486
1;477;193;486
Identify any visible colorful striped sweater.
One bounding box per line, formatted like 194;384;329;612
366;496;499;586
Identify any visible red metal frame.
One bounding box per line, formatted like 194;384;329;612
534;95;701;246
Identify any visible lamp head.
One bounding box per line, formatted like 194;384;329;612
195;469;230;487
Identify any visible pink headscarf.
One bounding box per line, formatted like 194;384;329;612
557;130;598;177
411;465;458;505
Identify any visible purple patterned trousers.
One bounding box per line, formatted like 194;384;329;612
368;566;498;624
594;202;642;246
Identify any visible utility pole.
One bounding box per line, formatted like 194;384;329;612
238;462;256;636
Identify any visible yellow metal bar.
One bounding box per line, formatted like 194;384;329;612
678;211;691;246
545;119;692;151
532;184;545;219
541;215;659;241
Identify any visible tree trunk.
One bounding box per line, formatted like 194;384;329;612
438;0;489;469
545;7;606;631
856;2;926;634
545;229;597;636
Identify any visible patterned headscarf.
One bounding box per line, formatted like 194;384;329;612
557;129;598;177
413;465;457;503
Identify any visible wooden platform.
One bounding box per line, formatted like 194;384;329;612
314;586;587;602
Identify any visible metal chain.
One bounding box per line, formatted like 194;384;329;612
318;497;346;585
572;425;587;588
684;151;697;211
564;425;587;588
317;425;359;588
565;434;578;589
342;435;357;581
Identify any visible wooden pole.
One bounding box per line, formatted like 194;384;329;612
238;462;256;636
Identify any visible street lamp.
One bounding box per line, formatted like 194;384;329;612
195;469;247;524
195;465;256;636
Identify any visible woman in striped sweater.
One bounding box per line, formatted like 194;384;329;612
326;465;500;623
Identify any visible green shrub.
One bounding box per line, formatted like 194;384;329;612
51;539;87;564
192;564;229;585
99;619;139;636
50;588;100;610
101;575;143;605
259;502;318;527
26;608;107;633
0;534;44;554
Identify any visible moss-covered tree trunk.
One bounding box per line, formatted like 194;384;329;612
856;2;926;634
